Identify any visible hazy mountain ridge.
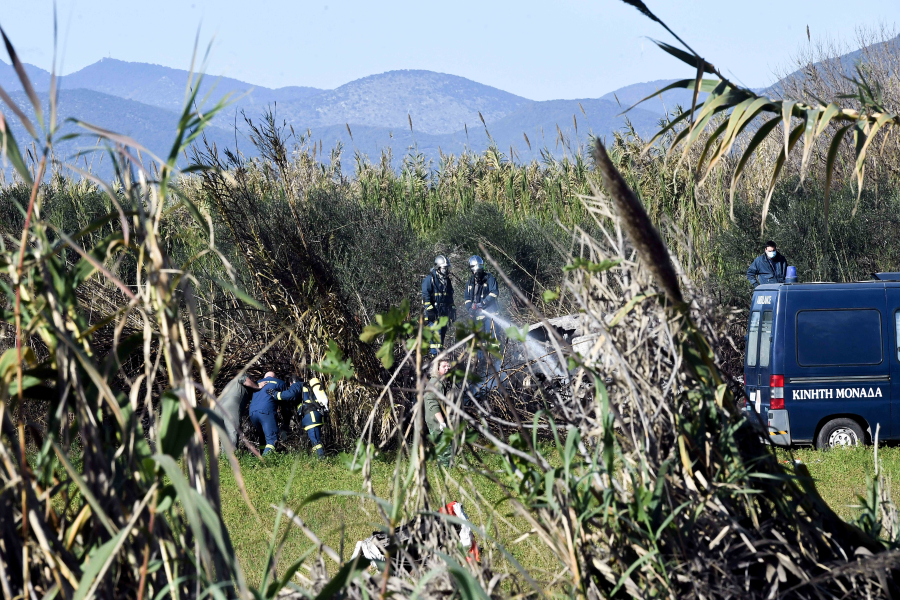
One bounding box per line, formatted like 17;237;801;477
0;88;241;179
765;34;900;98
0;58;659;169
303;98;660;167
273;70;530;135
0;39;878;175
599;79;707;114
0;58;324;127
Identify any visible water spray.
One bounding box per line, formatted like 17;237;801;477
483;311;568;380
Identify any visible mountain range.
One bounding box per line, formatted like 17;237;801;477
3;38;877;177
0;57;693;175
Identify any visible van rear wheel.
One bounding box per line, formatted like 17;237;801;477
816;419;864;450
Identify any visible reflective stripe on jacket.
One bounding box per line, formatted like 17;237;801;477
422;269;455;316
464;273;499;315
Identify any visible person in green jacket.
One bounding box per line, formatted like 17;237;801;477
423;357;454;468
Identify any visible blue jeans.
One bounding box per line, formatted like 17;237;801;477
301;411;325;458
250;409;278;451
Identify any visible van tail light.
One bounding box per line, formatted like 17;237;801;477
770;374;784;409
742;374;746;387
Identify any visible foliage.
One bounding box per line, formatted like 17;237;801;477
0;35;252;598
621;2;900;234
3;9;900;600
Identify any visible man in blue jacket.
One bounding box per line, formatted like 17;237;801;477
747;241;787;288
248;371;287;456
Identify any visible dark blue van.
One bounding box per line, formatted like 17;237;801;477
743;273;900;449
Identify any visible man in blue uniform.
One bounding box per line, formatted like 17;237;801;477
747;240;788;288
464;256;501;375
272;375;328;458
248;371;287;456
422;255;456;355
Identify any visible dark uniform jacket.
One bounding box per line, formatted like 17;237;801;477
276;379;328;418
249;377;286;415
747;253;787;287
422;269;455;321
464;273;499;315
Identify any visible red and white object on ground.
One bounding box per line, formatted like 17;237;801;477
350;501;480;564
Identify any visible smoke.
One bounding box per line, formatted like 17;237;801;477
484;311;568;380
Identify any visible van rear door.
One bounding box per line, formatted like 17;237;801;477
746;291;777;421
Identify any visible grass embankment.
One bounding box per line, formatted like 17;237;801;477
220;445;900;589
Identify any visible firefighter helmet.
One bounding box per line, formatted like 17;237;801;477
468;255;484;275
434;255;449;277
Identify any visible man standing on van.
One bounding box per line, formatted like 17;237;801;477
747;241;787;287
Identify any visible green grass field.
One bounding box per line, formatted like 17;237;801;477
773;445;900;521
219;444;900;589
218;450;548;587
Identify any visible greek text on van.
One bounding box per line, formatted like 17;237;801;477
792;388;884;400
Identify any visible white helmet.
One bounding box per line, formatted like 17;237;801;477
468;255;484;275
434;255;449;277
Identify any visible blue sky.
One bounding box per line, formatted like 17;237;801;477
3;0;897;100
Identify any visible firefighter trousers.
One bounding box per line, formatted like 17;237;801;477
426;319;448;355
301;411;325;458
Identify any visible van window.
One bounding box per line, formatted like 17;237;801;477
896;311;900;361
797;309;882;366
759;311;773;367
746;311;761;367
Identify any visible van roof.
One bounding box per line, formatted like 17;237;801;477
755;280;894;292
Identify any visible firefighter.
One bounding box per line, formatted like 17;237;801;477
422;255;456;355
272;375;328;458
464;255;500;374
248;371;287;455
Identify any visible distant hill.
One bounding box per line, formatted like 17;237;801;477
60;58;324;114
272;70;530;135
0;89;241;178
0;58;324;128
0;60;52;94
600;79;708;115
0;60;530;136
301;98;660;167
765;34;900;98
11;53;866;176
469;98;660;151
